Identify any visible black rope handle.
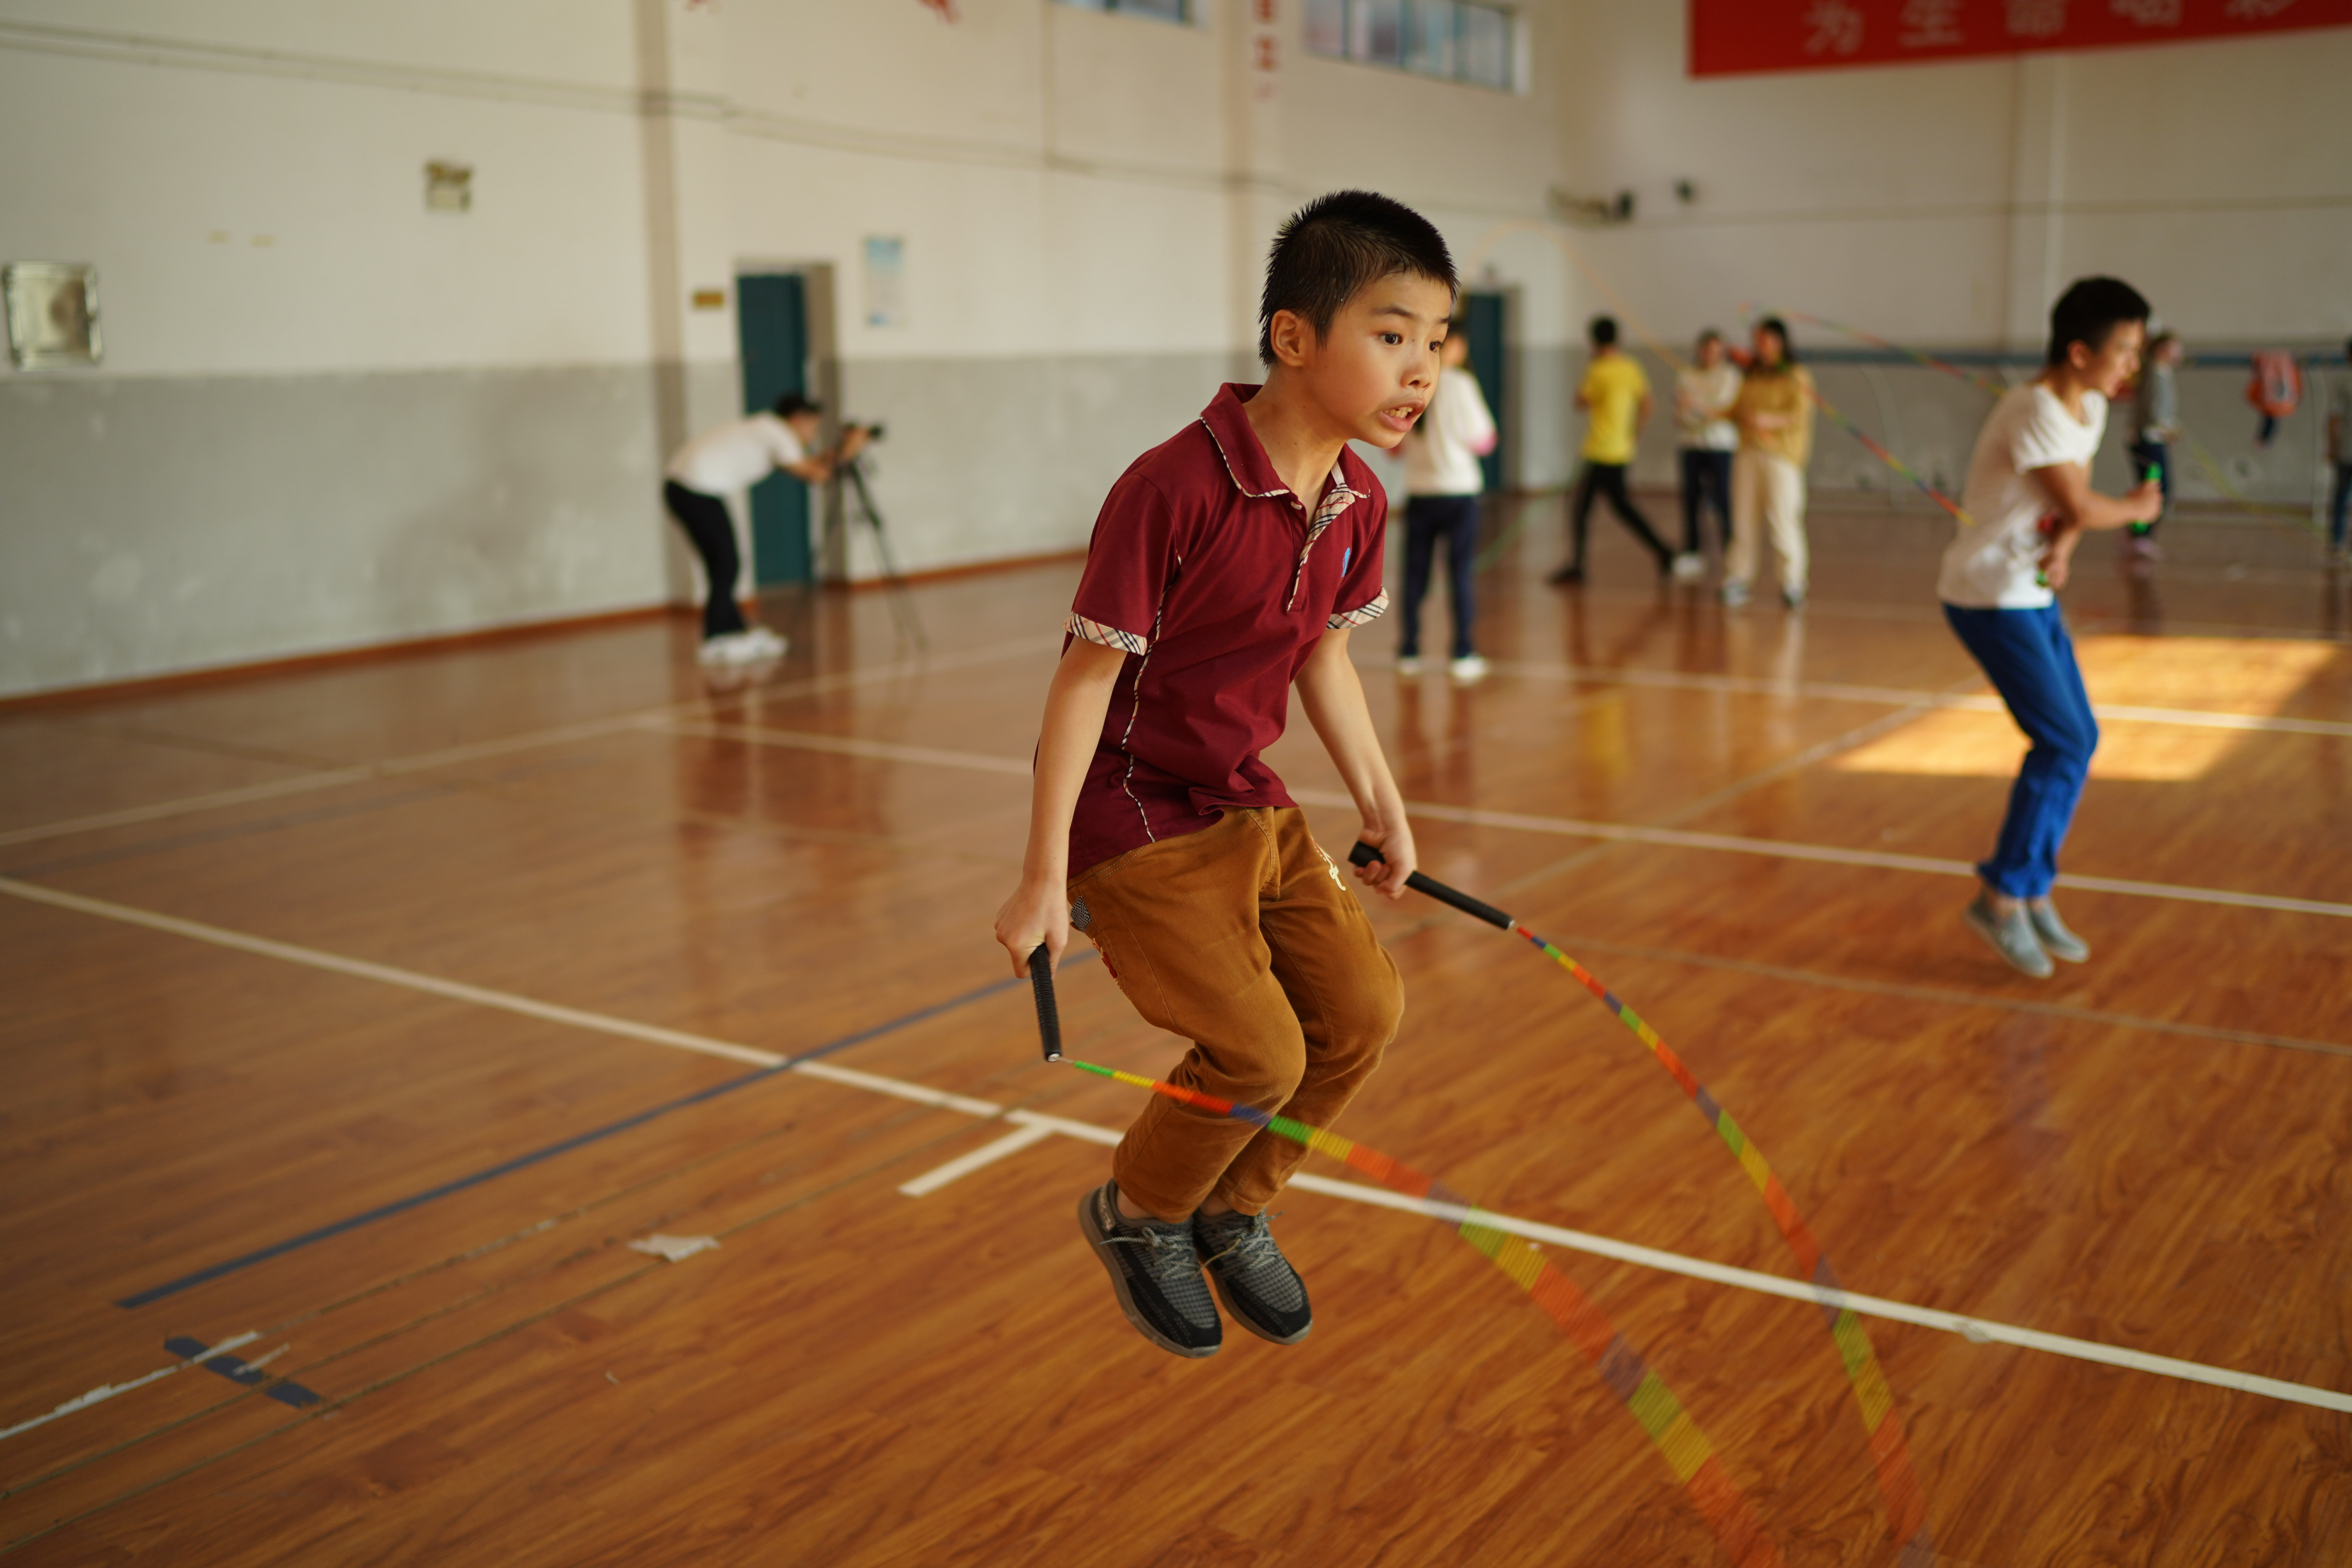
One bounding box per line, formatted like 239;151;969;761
1027;942;1062;1062
1348;842;1515;931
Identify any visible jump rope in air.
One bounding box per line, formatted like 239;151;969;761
1025;846;1936;1566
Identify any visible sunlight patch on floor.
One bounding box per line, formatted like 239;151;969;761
1828;636;2345;780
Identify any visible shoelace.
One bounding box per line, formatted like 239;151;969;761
1195;1212;1279;1271
1102;1219;1200;1285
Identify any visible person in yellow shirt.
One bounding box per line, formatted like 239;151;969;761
1550;316;1675;585
1721;316;1817;610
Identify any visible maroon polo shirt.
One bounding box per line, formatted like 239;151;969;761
1062;383;1390;877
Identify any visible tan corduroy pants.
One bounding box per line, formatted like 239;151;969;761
1727;448;1810;595
1068;808;1403;1221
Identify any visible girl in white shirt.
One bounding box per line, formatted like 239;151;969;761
1396;328;1498;681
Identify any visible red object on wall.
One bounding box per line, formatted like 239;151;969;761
1690;0;2352;76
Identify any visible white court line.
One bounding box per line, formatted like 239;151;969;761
0;635;1057;851
636;722;2352;922
0;1332;260;1445
0;879;786;1069
8;879;2349;1426
1278;1175;2352;1415
897;1123;1058;1196
1442;658;2352;740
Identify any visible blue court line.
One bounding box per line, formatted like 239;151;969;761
114;956;1089;1310
164;1336;323;1408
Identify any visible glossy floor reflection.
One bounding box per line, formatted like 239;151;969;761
3;497;2348;1566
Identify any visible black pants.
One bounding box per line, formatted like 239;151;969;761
1679;448;1733;554
1398;494;1479;659
663;480;749;639
1570;462;1672;571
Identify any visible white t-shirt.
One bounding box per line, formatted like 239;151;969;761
1938;385;2106;610
1675;363;1741;450
666;413;807;495
1403;367;1497;496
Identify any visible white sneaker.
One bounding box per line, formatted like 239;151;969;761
739;626;788;660
1670;552;1706;581
1395;655;1424;676
1719;579;1751;607
1448;655;1489;682
698;632;774;667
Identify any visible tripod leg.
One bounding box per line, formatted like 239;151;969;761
845;463;926;650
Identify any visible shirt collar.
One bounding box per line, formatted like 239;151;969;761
1198;382;1370;520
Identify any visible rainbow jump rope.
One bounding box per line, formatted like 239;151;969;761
1025;846;1935;1568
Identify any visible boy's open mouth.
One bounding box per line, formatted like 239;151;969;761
1375;401;1427;432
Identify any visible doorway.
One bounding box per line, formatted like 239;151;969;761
1459;291;1509;493
736;272;812;585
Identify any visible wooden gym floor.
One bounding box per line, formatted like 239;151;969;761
3;498;2349;1566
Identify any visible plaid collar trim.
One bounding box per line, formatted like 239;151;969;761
1196;383;1371;523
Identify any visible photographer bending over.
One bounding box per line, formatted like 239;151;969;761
662;394;870;666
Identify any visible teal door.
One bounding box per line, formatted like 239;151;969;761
737;273;812;585
1461;292;1508;493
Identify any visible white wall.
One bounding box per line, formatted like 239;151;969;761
1551;5;2352;351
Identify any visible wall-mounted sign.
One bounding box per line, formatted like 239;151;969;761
4;262;102;369
1690;0;2352;76
426;160;473;211
863;236;906;329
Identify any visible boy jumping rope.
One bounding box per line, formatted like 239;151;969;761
1940;277;2163;978
992;191;1443;1357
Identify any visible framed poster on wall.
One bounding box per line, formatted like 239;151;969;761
4;262;102;369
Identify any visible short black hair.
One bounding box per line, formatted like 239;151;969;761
1753;315;1797;367
774;392;822;419
1258;190;1456;366
1590;316;1619;348
2046;277;2151;367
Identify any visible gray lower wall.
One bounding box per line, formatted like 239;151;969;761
828;351;1242;580
2;365;678;698
9;346;2338;697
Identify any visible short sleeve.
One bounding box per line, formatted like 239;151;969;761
760;416;806;468
1327;485;1390;630
2012;390;2092;472
1067;470;1179;655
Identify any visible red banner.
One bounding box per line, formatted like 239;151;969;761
1690;0;2352;76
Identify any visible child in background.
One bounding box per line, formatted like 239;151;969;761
1938;277;2163;978
1397;323;1498;682
1551;316;1675;585
994;191;1434;1358
1722;317;1816;610
2127;330;2181;561
1673;329;1740;580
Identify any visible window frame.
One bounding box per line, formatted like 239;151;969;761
1303;0;1519;92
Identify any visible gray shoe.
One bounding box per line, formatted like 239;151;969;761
1078;1182;1221;1358
1719;579;1751;607
1964;895;2053;979
2027;900;2090;963
1194;1208;1312;1345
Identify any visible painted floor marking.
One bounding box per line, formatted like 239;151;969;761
0;1332;260;1444
9;883;2348;1435
637;723;2352;922
0;635;1056;851
897;1123;1058;1196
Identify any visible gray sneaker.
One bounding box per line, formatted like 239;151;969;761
1194;1208;1312;1345
1964;894;2053;979
2027;900;2090;963
1078;1182;1221;1358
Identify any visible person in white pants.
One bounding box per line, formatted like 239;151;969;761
1722;317;1817;610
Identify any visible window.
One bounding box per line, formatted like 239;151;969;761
1305;0;1514;88
1056;0;1192;22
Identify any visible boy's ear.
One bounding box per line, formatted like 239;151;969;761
1266;308;1315;369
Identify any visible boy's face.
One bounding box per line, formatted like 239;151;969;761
1440;332;1470;370
2069;319;2145;399
1698;337;1724;368
2158;338;2183;367
1269;272;1452;450
785;411;824;447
